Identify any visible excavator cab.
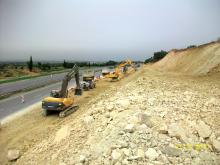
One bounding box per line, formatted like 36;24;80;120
50;90;61;98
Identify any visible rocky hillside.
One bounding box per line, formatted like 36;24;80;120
154;41;220;75
15;68;220;165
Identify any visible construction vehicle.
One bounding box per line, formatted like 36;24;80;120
42;64;82;117
105;60;136;81
81;70;96;90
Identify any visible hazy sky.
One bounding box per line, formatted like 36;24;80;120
0;0;220;61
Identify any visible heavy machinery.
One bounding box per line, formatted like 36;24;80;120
81;70;96;90
42;64;82;117
105;59;136;81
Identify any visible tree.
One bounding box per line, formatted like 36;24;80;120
63;60;67;68
144;57;153;64
153;50;168;61
187;45;196;49
144;50;168;64
27;56;33;72
105;60;118;66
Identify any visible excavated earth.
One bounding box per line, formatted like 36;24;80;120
1;42;220;165
1;65;218;165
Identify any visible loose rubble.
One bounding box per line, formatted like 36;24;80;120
15;68;220;165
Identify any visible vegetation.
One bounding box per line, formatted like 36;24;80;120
63;60;118;68
0;58;119;84
187;45;197;49
145;50;168;64
27;56;33;72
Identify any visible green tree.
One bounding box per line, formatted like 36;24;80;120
27;56;33;72
63;60;67;68
187;45;196;49
153;50;168;61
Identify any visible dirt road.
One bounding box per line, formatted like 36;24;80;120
1;65;220;164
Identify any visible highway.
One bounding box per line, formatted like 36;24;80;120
0;81;76;120
0;72;67;97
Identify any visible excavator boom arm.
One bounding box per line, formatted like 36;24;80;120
60;64;80;98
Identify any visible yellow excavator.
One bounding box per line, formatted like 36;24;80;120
42;64;82;117
105;59;136;81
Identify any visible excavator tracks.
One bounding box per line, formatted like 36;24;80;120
59;105;79;118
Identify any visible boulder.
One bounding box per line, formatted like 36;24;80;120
7;149;20;161
105;113;110;118
122;148;130;157
111;150;122;162
83;116;94;125
124;124;135;133
158;124;168;134
106;104;114;111
212;139;220;152
195;121;211;138
145;148;159;160
135;113;154;128
168;123;189;143
116;99;130;109
161;146;181;157
137;149;145;159
79;155;86;163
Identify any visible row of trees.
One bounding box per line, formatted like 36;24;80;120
26;56;118;72
62;60;118;68
27;56;52;71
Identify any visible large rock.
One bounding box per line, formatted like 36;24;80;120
145;148;159;160
111;150;122;162
83;116;94;125
205;97;218;106
135;113;154;128
124;124;135;133
161;146;181;157
116;99;130;109
106;104;114;111
79;155;86;163
168;123;189;143
158;124;168;134
7;149;20;161
122;148;130;157
195;121;211;138
212;139;220;152
137;149;145;159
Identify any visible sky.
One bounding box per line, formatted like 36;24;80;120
0;0;220;62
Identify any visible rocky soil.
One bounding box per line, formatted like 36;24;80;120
10;67;220;164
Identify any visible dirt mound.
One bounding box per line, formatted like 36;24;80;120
154;41;220;75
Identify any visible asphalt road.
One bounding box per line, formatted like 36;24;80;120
0;81;78;120
0;68;104;120
0;67;106;97
0;73;68;97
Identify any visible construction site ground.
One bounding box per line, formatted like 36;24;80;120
0;65;220;165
